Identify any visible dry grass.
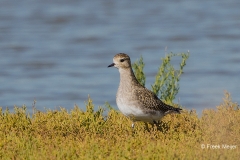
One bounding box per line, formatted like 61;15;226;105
0;92;239;159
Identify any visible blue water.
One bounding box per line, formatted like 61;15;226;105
0;1;240;114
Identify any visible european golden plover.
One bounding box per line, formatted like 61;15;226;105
108;53;182;128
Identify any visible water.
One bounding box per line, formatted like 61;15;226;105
0;1;240;114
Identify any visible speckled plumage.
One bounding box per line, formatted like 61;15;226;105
108;53;181;127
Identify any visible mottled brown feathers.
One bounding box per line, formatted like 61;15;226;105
134;87;181;113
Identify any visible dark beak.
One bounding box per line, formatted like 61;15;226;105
108;63;115;67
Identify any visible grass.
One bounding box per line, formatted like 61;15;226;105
0;91;239;159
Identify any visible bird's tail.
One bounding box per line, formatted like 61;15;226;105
173;107;182;114
165;104;182;114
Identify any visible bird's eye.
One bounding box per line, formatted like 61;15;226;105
120;59;125;62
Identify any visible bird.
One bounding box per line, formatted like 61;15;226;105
108;53;182;128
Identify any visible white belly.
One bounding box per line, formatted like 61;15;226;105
117;102;164;123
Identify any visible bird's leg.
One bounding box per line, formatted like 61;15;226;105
152;120;159;130
131;122;136;136
131;122;135;128
130;115;136;128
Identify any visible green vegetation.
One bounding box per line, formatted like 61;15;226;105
0;92;239;159
0;54;239;159
133;52;189;104
132;55;146;87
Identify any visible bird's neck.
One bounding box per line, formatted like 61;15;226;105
118;67;139;88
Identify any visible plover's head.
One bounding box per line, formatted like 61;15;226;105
108;53;131;69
